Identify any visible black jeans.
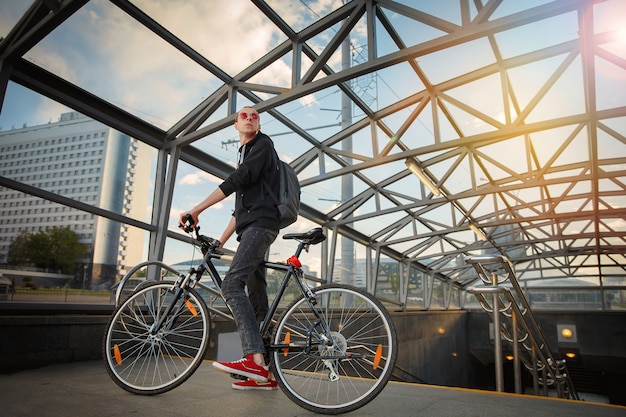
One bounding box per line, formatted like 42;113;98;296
221;226;278;357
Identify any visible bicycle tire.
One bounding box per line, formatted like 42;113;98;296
272;284;397;414
102;281;211;395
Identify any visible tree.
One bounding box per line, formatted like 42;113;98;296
7;227;88;274
46;226;87;273
6;232;32;265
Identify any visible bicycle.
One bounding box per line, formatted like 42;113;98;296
102;221;398;414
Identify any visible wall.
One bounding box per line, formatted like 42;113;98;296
1;306;624;405
467;310;626;405
392;311;471;387
0;307;470;380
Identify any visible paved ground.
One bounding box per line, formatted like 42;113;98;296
1;360;624;417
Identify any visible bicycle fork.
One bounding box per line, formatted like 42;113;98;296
148;268;202;336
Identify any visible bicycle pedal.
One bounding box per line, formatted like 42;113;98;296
230;373;248;381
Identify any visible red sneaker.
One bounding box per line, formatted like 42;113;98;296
232;378;277;391
212;354;269;382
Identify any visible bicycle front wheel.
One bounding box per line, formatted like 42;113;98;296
102;281;211;395
272;284;398;414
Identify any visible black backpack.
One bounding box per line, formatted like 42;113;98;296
263;159;301;228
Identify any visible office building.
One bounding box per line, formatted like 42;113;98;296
0;111;151;287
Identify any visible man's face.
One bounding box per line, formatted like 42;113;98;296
235;108;260;135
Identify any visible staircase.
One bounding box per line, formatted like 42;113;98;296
466;255;579;400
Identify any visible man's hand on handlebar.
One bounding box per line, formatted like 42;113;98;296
179;213;199;233
178;214;221;252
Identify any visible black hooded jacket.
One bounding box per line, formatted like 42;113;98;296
218;132;280;236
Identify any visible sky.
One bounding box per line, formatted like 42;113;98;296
1;0;626;279
0;0;360;269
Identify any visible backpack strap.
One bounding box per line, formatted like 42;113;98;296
262;150;281;205
262;175;280;205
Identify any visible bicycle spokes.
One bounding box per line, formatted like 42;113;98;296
103;282;211;395
273;284;397;414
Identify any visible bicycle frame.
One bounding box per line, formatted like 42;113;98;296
114;228;332;350
196;237;335;354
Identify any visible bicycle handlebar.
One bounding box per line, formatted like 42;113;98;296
180;214;221;255
180;213;198;233
180;214;326;258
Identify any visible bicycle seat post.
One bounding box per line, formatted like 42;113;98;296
293;242;307;259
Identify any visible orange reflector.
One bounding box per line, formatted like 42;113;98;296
113;344;122;366
373;344;383;370
185;299;198;316
283;332;291;357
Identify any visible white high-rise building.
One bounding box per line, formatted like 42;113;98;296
0;112;152;287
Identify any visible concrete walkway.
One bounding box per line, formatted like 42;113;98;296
1;361;624;417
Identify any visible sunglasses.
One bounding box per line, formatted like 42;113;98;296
238;111;259;120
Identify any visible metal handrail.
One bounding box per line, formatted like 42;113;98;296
466;255;579;400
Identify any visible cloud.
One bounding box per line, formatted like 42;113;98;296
9;0;294;129
179;170;221;185
3;0;353;130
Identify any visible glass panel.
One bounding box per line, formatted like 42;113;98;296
405;267;426;309
430;278;445;309
603;276;626;285
24;0;217;130
2;214;150;304
449;286;461;310
0;108;157;225
0;81;71;134
1;87;160;305
138;1;288;75
520;276;600;287
526;288;603;310
463;290;482;310
605;289;626;311
0;0;31;35
494;11;578;58
374;258;399;302
264;0;345;33
3;0;625;310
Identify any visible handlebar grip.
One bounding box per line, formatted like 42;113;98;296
181;213;197;233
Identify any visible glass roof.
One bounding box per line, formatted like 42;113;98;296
1;0;625;290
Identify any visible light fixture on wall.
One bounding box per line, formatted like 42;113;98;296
557;324;578;343
405;158;441;196
469;222;488;241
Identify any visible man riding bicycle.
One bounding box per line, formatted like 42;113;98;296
179;106;280;390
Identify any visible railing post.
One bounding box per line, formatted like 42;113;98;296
512;308;522;394
532;346;539;395
491;273;504;392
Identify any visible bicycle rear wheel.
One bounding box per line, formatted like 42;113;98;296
272;284;397;414
102;281;210;395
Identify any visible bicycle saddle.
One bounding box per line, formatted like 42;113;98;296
283;227;326;245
